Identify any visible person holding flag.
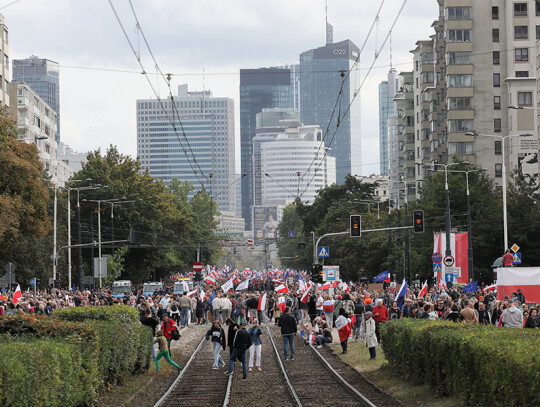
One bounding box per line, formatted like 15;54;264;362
335;308;352;355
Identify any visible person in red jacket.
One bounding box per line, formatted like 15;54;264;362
372;298;389;343
161;314;178;355
502;249;514;267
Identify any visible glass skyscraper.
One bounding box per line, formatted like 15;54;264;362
300;39;360;183
378;68;397;175
12;56;60;142
137;84;236;212
240;67;294;230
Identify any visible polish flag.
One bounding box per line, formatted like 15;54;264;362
298;280;307;292
496;267;540;302
204;276;216;284
322;281;331;290
186;290;197;297
278;296;286;312
275;284;288;293
338;281;349;292
335;316;352;342
331;281;338;288
418;281;428;298
200;290;206;301
12;284;22;304
258;292;267;311
483;284;497;292
317;283;322;291
301;283;312;303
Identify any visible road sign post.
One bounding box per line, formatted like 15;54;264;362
193;262;203;273
443;255;455;267
318;246;330;258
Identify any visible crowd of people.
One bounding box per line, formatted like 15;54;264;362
1;277;538;378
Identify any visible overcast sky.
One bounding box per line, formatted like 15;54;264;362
5;0;439;176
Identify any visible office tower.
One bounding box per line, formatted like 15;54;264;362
12;56;60;142
299;24;360;184
240;67;294;230
259;119;336;206
0;14;8;107
408;0;539;189
379;68;398;175
137;84;236;212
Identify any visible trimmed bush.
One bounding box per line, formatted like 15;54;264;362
380;320;540;407
53;306;152;384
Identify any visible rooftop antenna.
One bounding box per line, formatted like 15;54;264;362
325;0;333;45
389;30;393;69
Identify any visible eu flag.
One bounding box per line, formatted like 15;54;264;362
462;281;478;293
373;270;390;283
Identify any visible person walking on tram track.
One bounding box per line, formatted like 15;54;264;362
225;317;239;356
154;330;181;373
161;314;178;355
179;292;192;328
248;319;263;371
225;321;251;380
278;306;297;360
206;320;227;369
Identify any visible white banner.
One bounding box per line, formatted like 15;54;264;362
235;279;250;291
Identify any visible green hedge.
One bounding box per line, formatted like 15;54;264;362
380;320;540;407
53;306;152;384
0;307;153;407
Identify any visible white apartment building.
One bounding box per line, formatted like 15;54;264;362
0;14;8;107
259;120;336;206
8;82;73;187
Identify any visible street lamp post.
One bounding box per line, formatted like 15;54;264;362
106;199;139;254
465;132;531;251
398;180;417;282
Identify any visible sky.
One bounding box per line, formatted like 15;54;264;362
4;0;439;176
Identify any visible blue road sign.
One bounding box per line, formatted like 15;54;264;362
29;278;36;286
432;253;442;263
433;263;442;273
513;252;522;264
288;230;295;237
445;273;454;283
318;246;330;258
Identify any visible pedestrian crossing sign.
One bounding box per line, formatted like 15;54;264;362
433;263;442;272
318;246;330;258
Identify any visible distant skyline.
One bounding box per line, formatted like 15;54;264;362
4;0;439;176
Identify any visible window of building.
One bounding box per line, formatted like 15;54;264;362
493;51;500;65
494;96;501;110
495;163;503;177
537;3;540;16
448;119;474;132
518;91;532;106
447;51;472;65
515;48;529;61
493;28;499;42
515;71;529;77
447;6;471;19
416;78;419;88
515;25;528;39
495;140;502;154
448;97;473;110
421;71;434;83
494;118;502;132
537;25;540;39
448;74;473;87
492;6;499;19
447;29;472;42
449;142;474;155
493;73;501;87
514;3;527;16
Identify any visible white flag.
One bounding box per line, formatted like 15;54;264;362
221;278;234;293
200;290;206;301
236;279;250;291
182;281;189;292
186;289;197;297
298;280;306;292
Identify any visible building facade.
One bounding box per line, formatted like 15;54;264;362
259;120;336;206
0;14;9;107
8;82;72;186
379;68;398;175
239;67;295;230
137;84;236;212
12;56;60;141
300;37;361;183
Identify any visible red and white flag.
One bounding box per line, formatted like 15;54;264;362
300;283;312;303
12;284;22;304
483;284;497;292
335;316;352;342
338;281;349;292
186;290;197;297
200;290;206;302
438;278;446;291
258;292;267;311
418;281;428;298
298;280;307;292
278;296;286;312
204;275;216;284
275;284;288;293
322;281;331;290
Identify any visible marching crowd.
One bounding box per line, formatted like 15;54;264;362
1;278;538;378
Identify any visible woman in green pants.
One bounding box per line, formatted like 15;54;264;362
154;330;182;373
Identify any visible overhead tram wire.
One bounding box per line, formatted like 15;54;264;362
107;0;206;189
300;0;409;199
127;0;208;184
301;0;387;182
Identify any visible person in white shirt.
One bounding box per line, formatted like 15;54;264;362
323;295;335;329
212;294;222;323
316;294;324;317
221;295;232;323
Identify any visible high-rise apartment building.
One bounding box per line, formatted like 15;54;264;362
379;68;398;175
137;84;236;212
299;28;360;184
0;14;9;107
259;120;336;206
12;56;60;142
394;0;540;199
240;67;294;230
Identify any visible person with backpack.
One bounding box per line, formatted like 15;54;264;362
224;321;251;380
161;314;179;355
169;299;180;324
154;330;181;373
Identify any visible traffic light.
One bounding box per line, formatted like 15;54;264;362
193;273;202;282
294;252;299;260
350;215;361;237
297;242;306;249
311;264;323;283
413;210;424;233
